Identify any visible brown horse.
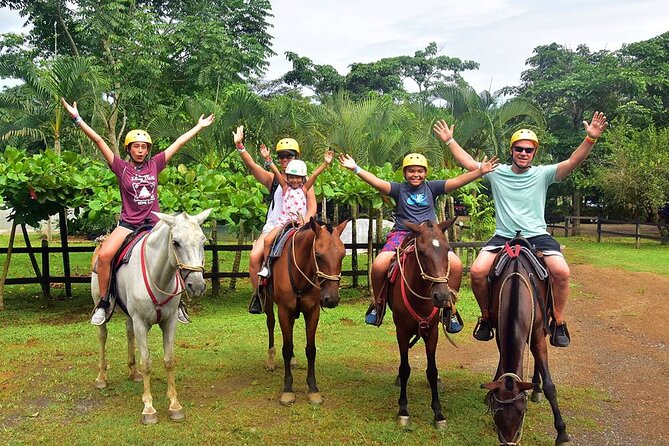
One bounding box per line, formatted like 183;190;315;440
481;234;569;445
388;218;459;429
260;217;347;405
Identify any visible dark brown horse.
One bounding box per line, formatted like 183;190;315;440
260;217;347;405
481;235;570;445
388;218;459;429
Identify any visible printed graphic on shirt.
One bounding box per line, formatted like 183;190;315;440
129;173;157;206
407;193;429;207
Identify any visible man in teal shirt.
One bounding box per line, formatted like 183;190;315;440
433;112;608;347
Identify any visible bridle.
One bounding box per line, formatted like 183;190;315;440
140;228;205;322
488;373;528;446
397;236;455;301
288;227;341;299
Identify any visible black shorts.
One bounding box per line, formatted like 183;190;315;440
118;219;153;231
483;234;563;256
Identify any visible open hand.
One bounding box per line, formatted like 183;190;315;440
259;143;270;160
433;119;454;143
479;156;499;174
232;125;244;146
583;111;608;140
338;153;357;171
61;97;78;119
199;114;215;128
324;149;334;164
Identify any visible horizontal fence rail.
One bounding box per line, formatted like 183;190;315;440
547;216;668;247
0;241;486;288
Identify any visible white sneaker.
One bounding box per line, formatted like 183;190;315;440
257;266;270;278
91;307;107;326
177;306;190;324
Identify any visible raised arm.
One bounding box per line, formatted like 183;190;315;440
304;149;333;191
233;125;274;189
260;144;287;190
433;120;480;172
338;153;391;195
444;156;499;193
61;98;114;166
555;111;608;181
163;114;214;163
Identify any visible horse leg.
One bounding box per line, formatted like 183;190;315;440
278;306;296;405
95;324;108;389
530;361;543;403
425;330;446;430
304;307;322;405
396;331;411;427
134;321;157;424
265;300;276;371
126;317;142;382
531;338;570;445
161;319;184;421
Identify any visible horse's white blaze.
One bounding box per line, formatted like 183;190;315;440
432;239;440;248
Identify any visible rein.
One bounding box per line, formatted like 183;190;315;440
140;230;205;323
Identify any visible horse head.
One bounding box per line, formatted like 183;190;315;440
482;375;535;445
404;218;457;309
153;209;212;297
307;217;347;308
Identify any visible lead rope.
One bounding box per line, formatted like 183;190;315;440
397;240;453;301
495;271;535;446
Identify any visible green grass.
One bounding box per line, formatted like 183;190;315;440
2;234;659;444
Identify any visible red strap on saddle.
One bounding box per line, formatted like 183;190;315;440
504;242;521;258
140;235;182;323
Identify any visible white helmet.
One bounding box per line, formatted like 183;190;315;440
285;159;307;177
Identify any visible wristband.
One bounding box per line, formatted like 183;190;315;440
445;138;455;145
585;135;597;144
73;115;83;124
236;148;246;153
354;165;362;175
264;159;273;168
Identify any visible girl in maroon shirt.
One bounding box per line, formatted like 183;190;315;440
62;98;214;325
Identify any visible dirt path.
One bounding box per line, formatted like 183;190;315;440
445;264;669;445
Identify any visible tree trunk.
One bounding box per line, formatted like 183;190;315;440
351;203;359;287
210;219;220;296
228;231;244;290
367;206;373;292
0;221;18;310
321;196;327;222
573;191;582;236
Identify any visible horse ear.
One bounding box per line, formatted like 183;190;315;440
517;381;535;392
334;219;349;236
404;220;420;233
438;217;457;233
193;208;212;224
308;216;320;233
481;381;504;391
153;211;177;225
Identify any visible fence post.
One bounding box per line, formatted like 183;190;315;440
59;207;72;298
597;219;602;243
636;223;640;249
211;243;220;296
41;239;51;302
564;216;569;237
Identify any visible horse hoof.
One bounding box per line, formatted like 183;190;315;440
94;380;107;390
531;391;543;403
556;431;571;445
434;419;447;431
280;392;296;406
397;415;410;428
142;412;158;425
169;408;185;421
307;392;322;405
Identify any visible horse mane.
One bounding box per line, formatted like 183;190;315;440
297;220;335;234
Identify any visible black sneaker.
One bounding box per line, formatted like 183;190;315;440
248;292;263;314
473;318;494;341
550;321;570;347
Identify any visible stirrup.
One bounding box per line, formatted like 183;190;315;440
549;319;570;347
91;297;112;325
472;317;494;341
248;291;263;314
177;301;191;324
443;308;463;334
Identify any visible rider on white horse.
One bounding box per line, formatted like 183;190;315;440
61;98;214;325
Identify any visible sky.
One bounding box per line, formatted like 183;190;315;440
0;0;668;92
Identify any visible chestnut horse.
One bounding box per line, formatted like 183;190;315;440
388;218;458;429
481;234;569;445
259;217;347;405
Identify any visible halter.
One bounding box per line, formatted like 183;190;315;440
288;227;341;299
140;229;205;323
489;373;528;446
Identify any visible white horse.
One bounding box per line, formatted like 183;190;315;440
91;209;211;424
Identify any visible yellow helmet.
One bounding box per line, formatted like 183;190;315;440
275;137;300;154
124;129;153;149
402;153;428;170
509;129;539;149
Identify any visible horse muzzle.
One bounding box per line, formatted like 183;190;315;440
184;272;206;297
320;289;340;308
431;283;455;309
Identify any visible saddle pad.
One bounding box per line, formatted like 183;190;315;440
113;228;151;270
492;245;548;280
269;226;298;258
387;243;415;284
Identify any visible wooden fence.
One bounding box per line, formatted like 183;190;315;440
547;217;668;248
0;240;485;299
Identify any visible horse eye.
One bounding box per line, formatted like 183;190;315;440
172;240;181;248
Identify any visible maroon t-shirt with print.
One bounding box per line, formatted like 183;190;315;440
110;151;167;225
